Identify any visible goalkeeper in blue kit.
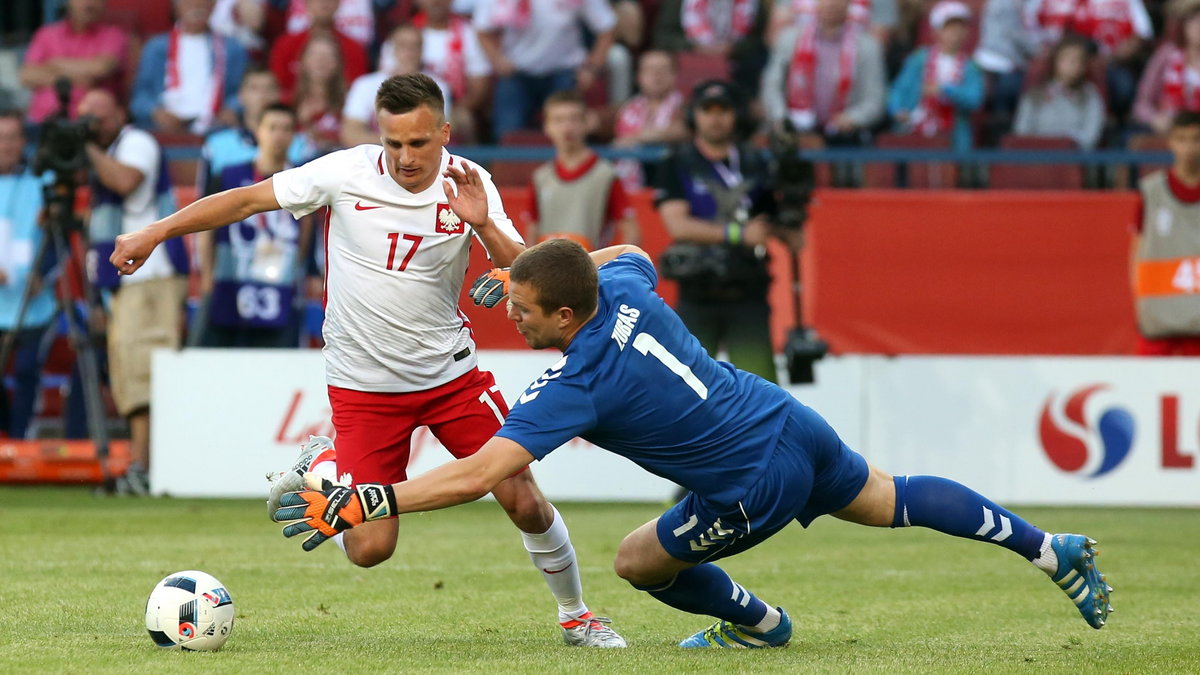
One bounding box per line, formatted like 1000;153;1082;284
274;240;1113;648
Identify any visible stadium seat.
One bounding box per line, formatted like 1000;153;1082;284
499;129;551;146
989;135;1084;189
103;0;172;37
863;133;958;189
488;159;544;187
675;52;730;93
1126;133;1170;182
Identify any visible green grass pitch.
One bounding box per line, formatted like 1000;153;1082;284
1;487;1197;673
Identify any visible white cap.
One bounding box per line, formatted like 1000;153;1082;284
929;0;971;29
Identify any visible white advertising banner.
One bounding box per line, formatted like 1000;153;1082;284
865;357;1198;506
151;350;1196;505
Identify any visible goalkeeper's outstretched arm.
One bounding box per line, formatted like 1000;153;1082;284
110;178;283;276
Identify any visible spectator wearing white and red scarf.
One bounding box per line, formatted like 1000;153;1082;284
1026;0;1152;119
888;1;984;149
761;0;886;143
654;0;770;95
131;0;249;134
1134;0;1200;135
612;50;689;190
475;0;616;140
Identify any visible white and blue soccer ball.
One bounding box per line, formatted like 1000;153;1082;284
144;570;235;651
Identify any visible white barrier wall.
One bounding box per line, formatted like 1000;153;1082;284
151;351;1198;505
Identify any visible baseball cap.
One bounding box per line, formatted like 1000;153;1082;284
692;80;738;108
929;0;971;29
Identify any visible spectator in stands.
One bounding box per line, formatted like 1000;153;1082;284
1133;0;1200;135
654;0;770;94
1028;0;1152;121
762;0;887;145
767;0;900;49
888;1;983;150
654;80;784;382
0;110;53;440
288;34;346;153
131;0;249;135
1132;111;1200;355
199;67;312;194
413;0;490;143
79;89;189;495
210;0;268;57
19;0;132;124
283;0;379;47
526;90;639;250
341;25;453;147
974;0;1042;130
474;0;617;140
269;0;369;99
612;50;688;191
608;0;645;103
1014;35;1105;149
194;103;313;348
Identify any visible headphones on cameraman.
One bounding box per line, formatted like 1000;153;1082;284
685;79;755;140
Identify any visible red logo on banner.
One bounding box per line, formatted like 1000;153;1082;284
436;203;463;234
1038;384;1134;477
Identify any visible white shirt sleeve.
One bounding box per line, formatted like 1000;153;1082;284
472;3;497;30
272;150;350;218
582;0;618;33
113;130;161;215
463;26;493;77
342;74;378;124
1129;0;1153;39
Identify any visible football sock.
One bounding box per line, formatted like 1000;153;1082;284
634;563;770;628
891;475;1046;561
520;506;588;623
751;606;782;633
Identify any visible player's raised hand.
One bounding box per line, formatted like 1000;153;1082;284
469;268;509;308
442;163;488;228
110;228;161;275
272;474;397;551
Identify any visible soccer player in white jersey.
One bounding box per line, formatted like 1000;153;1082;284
108;74;626;648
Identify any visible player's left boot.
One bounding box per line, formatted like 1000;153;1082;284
679;607;792;648
560;612;627;647
266;436;336;519
1049;534;1113;629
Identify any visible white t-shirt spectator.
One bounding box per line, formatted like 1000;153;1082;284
473;0;616;75
342;71;454;133
285;0;374;45
162;33;219;125
376;19;492;91
111;127;174;282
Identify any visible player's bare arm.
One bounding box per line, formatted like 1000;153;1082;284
272;436;535;550
110;179;282;275
443;162;524;267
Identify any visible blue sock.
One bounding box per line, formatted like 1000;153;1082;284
892;475;1046;560
633;563;770;627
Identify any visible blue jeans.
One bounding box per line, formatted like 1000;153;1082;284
492;69;577;140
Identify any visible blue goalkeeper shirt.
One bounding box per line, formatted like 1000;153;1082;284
496;253;793;506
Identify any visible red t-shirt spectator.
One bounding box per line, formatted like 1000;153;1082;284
268;29;368;98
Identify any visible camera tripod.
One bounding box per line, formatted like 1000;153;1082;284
0;176;115;491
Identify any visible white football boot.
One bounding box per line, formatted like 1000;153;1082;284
266;436;337;519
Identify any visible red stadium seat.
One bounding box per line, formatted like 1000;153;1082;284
103;0;172;37
1126;133;1170;182
675;52;731;94
488;160;544;187
990;135;1084;189
863;133;958;189
499;129;551;146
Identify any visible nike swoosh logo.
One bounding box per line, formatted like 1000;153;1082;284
542;562;573;575
354;201;383;211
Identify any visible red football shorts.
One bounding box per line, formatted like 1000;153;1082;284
327;368;509;485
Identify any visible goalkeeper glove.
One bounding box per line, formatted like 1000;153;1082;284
468;267;509;308
272;474;397;551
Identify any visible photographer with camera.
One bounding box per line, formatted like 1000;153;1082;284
0;110;54;439
654;80;797;383
80;89;189;494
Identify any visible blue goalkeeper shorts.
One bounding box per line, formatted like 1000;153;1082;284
656;400;869;564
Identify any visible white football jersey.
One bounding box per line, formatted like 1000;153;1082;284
272;146;523;392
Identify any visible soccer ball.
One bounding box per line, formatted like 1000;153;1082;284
144;570;235;651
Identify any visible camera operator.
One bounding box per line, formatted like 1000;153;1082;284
79;89;189;494
0;109;55;439
654;80;797;383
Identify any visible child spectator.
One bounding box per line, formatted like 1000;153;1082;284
612;50;688;191
526;90;639;250
1014;35;1105;148
1133;0;1200;135
288;34;346;153
269;0;368;98
888;1;984;149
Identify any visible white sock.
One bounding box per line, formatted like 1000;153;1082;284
332;532;347;554
521;506;588;623
750;606;781;633
1033;533;1058;575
